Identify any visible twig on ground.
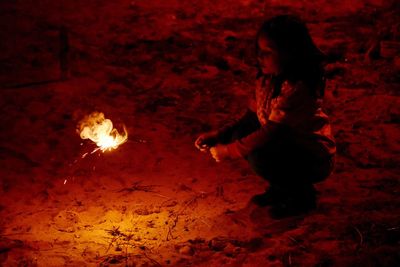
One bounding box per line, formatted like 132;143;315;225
165;191;211;241
117;181;159;194
166;213;179;241
353;226;363;247
143;251;162;267
288;236;308;251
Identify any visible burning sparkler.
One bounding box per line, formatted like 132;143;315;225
78;112;128;152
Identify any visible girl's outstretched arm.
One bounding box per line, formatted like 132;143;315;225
225;80;310;158
225;120;287;158
215;108;257;144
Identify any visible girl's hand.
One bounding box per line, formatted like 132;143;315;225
210;145;230;162
195;131;219;152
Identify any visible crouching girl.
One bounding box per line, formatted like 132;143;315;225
195;15;336;218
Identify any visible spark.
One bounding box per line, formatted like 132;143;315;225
78;112;128;152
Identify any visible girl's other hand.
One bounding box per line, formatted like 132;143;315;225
195;131;219;152
210;145;230;162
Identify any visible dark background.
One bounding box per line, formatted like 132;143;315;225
0;0;399;266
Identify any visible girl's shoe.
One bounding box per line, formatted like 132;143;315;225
251;186;280;207
269;185;317;219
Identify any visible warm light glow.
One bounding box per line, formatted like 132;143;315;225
78;112;128;152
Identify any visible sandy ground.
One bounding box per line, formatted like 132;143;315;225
0;0;399;266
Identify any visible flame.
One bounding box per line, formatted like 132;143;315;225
78;112;128;152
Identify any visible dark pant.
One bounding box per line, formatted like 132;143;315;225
219;112;334;188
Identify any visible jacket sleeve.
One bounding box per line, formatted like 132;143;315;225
225;81;309;158
215;108;257;144
225;120;286;158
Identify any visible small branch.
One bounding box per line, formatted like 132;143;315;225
118;181;159;194
353;226;363;247
143;251;162;267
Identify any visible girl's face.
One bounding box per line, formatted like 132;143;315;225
257;34;280;75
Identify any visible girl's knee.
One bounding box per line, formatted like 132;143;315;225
245;147;334;185
245;149;277;179
309;155;335;183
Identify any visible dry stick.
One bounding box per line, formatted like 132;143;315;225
166;191;210;241
105;236;119;254
353;226;363;247
143;251;162;267
117;181;170;199
167;214;179;241
288;236;309;252
200;218;211;228
117;181;160;193
105;226;127;253
2;75;63;89
215;167;237;204
152;193;170;199
166;153;225;241
101;229;135;265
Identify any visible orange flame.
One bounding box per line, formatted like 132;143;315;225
78;112;128;152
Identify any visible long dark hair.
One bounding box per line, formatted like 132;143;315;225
255;15;326;98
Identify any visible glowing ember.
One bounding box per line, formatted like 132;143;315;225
78;112;128;152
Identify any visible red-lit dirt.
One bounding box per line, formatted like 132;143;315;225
0;0;399;266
